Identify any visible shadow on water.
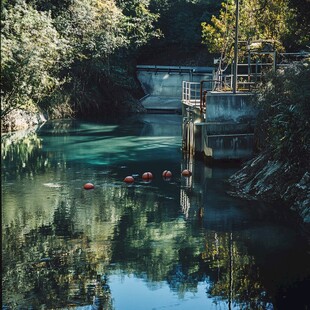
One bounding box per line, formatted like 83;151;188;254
2;115;310;309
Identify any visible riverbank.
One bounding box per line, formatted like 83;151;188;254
228;151;310;233
1;109;47;133
1;97;145;133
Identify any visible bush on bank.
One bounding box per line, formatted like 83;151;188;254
229;60;310;225
0;0;159;128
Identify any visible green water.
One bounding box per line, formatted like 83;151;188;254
2;115;310;309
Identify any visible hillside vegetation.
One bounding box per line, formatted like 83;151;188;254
1;0;309;126
1;0;220;124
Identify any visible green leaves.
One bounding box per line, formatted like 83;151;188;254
1;0;161;120
201;0;296;65
1;1;68;117
254;60;310;166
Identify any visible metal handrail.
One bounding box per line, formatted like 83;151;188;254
182;74;256;107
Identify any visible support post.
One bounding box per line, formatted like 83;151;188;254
232;0;239;94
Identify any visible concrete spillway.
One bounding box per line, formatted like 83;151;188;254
136;65;214;113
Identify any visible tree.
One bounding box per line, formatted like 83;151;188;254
1;1;68;117
137;0;220;65
285;0;310;50
55;0;160;117
201;0;296;65
1;0;161;120
116;0;161;48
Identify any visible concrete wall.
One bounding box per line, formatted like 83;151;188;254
204;134;254;160
182;92;258;160
205;92;257;123
203;92;257;160
137;70;213;98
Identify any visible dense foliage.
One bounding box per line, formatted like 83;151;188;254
1;0;309;122
1;2;68;118
201;0;309;66
139;0;221;65
1;0;160;119
254;60;310;168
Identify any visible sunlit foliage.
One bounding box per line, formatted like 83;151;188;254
0;0;160;119
1;1;68;117
201;0;297;64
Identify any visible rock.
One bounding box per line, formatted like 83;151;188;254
228;152;310;226
1;109;47;133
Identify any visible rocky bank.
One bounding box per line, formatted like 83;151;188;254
228;151;310;231
1;109;47;133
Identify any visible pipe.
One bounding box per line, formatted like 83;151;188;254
232;0;239;94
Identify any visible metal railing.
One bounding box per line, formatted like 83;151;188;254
182;81;200;105
182;74;258;111
182;80;220;112
182;80;217;102
223;74;257;91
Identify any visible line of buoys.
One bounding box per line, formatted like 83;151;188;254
181;169;192;177
84;169;192;187
83;168;192;188
83;183;95;190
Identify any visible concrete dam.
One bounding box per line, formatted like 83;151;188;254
136;65;258;161
136;65;214;113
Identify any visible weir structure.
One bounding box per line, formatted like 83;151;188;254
136;50;308;161
136;65;214;113
136;64;257;161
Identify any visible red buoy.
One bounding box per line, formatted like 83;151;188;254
84;183;95;190
181;169;192;177
124;176;135;183
162;170;172;178
142;172;153;180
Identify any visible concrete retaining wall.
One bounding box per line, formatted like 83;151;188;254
137;66;214;112
205;92;257;123
182;92;257;160
204;134;254;160
203;92;257;160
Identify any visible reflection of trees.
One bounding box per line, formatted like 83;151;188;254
110;187;272;307
202;232;271;309
2;178;274;309
2;129;50;177
2;135;274;309
2;195;115;309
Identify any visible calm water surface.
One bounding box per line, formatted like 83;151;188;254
2;115;310;309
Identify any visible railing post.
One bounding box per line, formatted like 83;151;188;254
200;81;203;111
233;0;239;93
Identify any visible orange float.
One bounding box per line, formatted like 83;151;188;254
124;176;135;183
142;172;153;180
162;170;172;178
181;169;192;177
84;183;95;190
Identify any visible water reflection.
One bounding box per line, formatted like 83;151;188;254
2;116;310;309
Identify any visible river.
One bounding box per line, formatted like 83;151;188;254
2;114;310;309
